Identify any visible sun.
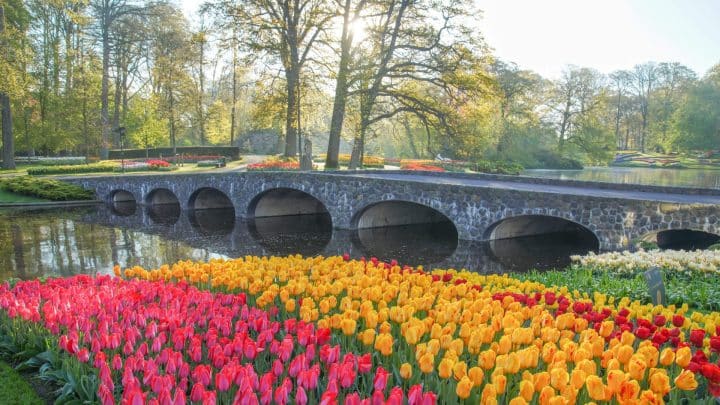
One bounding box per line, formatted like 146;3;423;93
347;18;368;43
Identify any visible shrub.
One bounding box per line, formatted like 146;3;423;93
14;156;87;166
27;162;118;175
0;176;94;201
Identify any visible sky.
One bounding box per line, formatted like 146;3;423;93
178;0;720;79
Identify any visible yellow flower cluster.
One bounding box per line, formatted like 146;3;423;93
118;255;720;403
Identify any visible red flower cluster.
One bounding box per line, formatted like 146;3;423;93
399;163;445;172
0;276;438;405
146;159;171;168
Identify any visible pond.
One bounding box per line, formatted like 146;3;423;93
524;166;720;188
0;205;598;281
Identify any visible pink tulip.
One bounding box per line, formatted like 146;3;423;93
373;367;389;391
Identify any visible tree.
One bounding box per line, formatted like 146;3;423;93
343;0;484;168
630;62;658;152
229;0;331;157
608;70;632;148
89;0;140;159
1;1;30;169
672;65;720;151
652;62;696;149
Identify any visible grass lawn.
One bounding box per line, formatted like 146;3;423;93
0;361;44;405
0;189;49;203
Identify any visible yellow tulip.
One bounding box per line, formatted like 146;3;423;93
550;368;569;391
519;379;535;401
493;374;507;395
570;368;586;390
659;347;675;366
649;370;670;395
675;346;692;368
373;333;393;356
539;386;555;405
674;369;698;391
617;344;634;364
585;375;607;401
399;362;413;380
418;352;435;374
438;358;454;379
479;350;496;370
509;398;529;405
340;318;356;336
285;298;296;312
456;376;473;399
453;361;467;381
627;355;647;381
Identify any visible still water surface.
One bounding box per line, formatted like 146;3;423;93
524;167;720;188
0;205;597;281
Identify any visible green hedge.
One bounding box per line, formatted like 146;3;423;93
108;146;240;160
0;176;94;201
27;162;117;175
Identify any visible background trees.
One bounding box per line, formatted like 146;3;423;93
1;0;717;166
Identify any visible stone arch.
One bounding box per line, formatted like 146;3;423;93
352;200;457;230
188;187;235;212
145;188;180;206
640;228;720;250
109;189;136;203
247;187;329;218
108;189;137;216
484;214;600;247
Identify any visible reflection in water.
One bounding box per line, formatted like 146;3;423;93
484;233;598;272
248;214;332;257
524;167;720;188
0;205;604;281
188;208;236;236
353;222;458;266
146;204;181;225
110;201;137;216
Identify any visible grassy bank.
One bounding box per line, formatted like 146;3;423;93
0;189;49;203
0;361;44;405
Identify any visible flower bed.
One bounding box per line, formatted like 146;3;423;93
2;256;720;403
316;154;385;168
572;249;720;276
15;156;87;166
114;160;175;172
247;159;308;171
164;155;233;164
27;162;118;175
400;162;446;172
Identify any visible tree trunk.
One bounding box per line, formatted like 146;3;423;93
325;0;353;169
168;84;176;155
1;6;14;169
100;29;111;159
198;37;206;146
230;34;238;146
1;92;14;169
284;69;298;157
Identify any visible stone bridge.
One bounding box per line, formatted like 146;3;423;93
65;170;720;250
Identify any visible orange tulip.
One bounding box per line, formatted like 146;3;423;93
479;350;496;370
493;374;507;395
617;344;634;364
539;386;555;405
550;368;569;391
628;355;647;381
607;369;626;394
519;379;535;401
509;398;529;405
340;318;356;336
534;371;551;392
453;361;468;381
618;380;640;404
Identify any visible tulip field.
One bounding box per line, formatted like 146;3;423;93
1;255;720;404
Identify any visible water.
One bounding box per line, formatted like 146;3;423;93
524;167;720;188
0;205;598;281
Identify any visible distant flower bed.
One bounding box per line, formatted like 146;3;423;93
400;162;446;172
316;154;385;168
248;158;308;171
572;249;720;276
15;156;88;166
115;160;174;172
164;155;231;164
27;162;118;175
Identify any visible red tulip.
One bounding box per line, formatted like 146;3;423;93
372;389;385;405
408;385;423;405
673;315;685;327
320;391;338;405
190;383;206;402
339;361;356;388
421;392;437;405
296;387;308;405
691;329;706;347
358;353;372;374
711;336;720;352
636;326;651;339
373;367;389;391
215;372;231;392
